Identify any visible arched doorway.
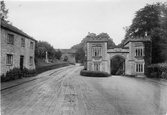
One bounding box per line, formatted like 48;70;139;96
110;55;125;75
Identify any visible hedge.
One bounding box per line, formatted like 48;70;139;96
1;68;36;82
147;63;167;79
36;63;69;74
80;70;110;77
1;63;70;82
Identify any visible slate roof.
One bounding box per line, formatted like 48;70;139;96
124;36;151;45
1;20;37;42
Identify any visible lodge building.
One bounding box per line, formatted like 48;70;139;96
86;33;151;76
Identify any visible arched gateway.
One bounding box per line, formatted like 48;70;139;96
85;34;151;76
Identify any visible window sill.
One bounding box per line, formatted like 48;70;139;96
136;72;144;73
6;64;13;66
135;56;144;59
92;56;102;58
92;56;102;60
7;43;14;45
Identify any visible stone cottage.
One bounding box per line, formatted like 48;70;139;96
0;20;37;75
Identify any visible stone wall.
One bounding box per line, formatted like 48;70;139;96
1;28;36;75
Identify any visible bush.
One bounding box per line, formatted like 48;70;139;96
150;72;158;78
1;74;6;82
1;68;37;82
147;63;167;79
6;68;23;81
161;72;167;79
1;63;70;82
22;68;36;77
80;70;110;77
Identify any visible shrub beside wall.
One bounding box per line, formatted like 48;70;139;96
1;63;70;82
80;70;110;77
147;63;167;79
1;68;36;82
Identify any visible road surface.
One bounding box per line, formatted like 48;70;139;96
1;66;167;115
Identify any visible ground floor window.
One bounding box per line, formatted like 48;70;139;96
29;56;33;66
6;54;13;65
94;63;100;71
136;63;144;73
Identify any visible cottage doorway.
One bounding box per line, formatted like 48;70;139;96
20;55;24;70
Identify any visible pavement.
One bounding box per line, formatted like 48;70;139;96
1;65;74;91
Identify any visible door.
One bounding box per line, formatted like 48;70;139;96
20;56;24;70
94;63;100;71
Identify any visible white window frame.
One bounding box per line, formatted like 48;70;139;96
136;63;144;73
30;41;33;49
135;48;144;57
7;34;14;45
21;38;25;47
29;56;33;66
92;47;102;57
6;54;13;66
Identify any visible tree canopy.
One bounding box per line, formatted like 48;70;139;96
125;3;160;38
123;2;167;63
0;0;9;21
35;41;62;60
71;33;115;63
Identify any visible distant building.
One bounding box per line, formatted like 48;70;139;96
58;49;76;64
86;33;151;76
0;20;37;75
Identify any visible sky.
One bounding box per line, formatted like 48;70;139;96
4;0;166;49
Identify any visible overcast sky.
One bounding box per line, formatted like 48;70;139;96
5;0;166;49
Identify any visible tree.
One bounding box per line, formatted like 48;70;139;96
124;2;167;63
72;32;115;64
35;41;58;59
75;47;85;63
97;33;116;48
0;0;9;21
126;3;160;38
55;50;62;60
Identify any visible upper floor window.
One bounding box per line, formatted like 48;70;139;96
7;34;14;45
29;56;33;65
6;54;13;65
135;48;143;57
92;47;102;57
21;38;25;47
30;42;33;49
136;63;144;73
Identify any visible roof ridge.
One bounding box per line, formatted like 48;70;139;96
1;20;37;41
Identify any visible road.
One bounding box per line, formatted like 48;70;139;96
1;66;167;115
